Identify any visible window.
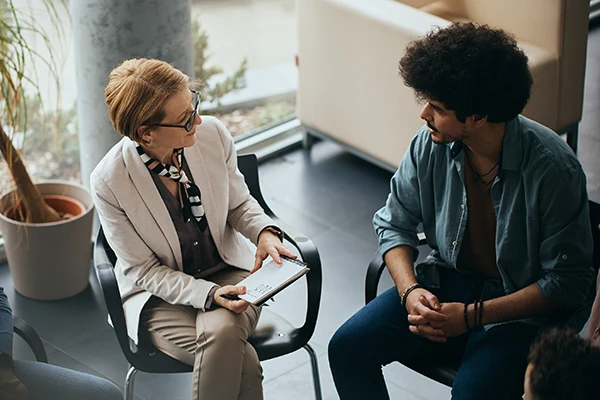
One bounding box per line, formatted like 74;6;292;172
0;0;299;197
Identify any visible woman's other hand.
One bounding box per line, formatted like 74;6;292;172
214;285;250;314
252;229;296;273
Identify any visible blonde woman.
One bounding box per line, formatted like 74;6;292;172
91;58;294;400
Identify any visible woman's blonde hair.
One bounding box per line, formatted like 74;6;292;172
105;58;190;141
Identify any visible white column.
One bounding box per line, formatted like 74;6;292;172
71;0;193;187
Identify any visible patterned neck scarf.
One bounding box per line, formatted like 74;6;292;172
136;144;207;231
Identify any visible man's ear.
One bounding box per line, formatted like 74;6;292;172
470;114;488;129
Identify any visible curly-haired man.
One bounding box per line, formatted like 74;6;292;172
525;329;600;400
329;22;595;399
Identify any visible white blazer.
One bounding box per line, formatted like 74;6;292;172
91;117;274;343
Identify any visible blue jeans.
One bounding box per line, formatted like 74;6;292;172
329;269;540;400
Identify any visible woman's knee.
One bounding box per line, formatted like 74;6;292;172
198;312;246;350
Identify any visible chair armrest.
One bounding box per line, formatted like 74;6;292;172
365;251;387;305
236;154;322;346
269;216;322;344
12;316;47;363
323;0;448;34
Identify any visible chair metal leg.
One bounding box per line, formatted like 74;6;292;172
303;344;323;400
125;365;138;400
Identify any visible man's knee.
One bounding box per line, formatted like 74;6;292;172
328;322;375;368
328;325;353;361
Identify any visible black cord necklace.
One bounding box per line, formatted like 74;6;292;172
464;149;499;185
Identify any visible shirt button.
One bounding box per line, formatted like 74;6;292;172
562;254;567;260
452;241;457;246
193;241;199;246
461;204;465;209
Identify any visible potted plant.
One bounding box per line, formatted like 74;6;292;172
0;0;94;300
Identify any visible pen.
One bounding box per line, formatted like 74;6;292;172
220;293;241;301
219;293;271;306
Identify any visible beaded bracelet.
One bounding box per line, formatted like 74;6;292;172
401;283;422;308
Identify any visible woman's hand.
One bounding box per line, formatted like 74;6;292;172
252;229;297;273
213;285;250;314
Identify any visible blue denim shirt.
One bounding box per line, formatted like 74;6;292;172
374;115;594;331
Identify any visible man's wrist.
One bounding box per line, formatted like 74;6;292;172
465;303;474;329
480;299;496;326
401;283;422;308
465;301;494;328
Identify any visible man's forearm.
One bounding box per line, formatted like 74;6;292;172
472;283;553;326
384;245;417;294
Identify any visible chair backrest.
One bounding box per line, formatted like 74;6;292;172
94;228;191;373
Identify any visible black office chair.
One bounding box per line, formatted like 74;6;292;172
365;200;600;388
13;316;48;363
94;154;323;400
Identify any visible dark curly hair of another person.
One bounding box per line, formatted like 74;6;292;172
399;22;532;123
528;328;600;400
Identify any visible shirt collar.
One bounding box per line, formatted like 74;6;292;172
447;116;522;170
500;116;523;171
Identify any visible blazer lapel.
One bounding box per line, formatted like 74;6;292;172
122;139;183;271
185;143;223;245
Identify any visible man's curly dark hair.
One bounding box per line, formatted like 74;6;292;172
399;22;532;123
528;328;600;400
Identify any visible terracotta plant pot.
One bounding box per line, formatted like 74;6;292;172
0;181;94;300
4;195;86;222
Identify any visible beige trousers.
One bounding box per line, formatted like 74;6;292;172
140;266;263;400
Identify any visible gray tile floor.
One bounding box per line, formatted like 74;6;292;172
2;26;600;400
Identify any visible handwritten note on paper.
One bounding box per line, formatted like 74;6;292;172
237;256;309;305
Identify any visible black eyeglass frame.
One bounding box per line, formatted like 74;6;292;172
145;89;201;132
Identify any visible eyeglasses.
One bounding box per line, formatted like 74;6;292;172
147;90;201;132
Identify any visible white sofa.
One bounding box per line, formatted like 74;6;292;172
297;0;590;170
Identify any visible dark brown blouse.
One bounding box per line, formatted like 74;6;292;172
150;157;222;275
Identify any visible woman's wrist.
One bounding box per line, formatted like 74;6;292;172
260;226;283;242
